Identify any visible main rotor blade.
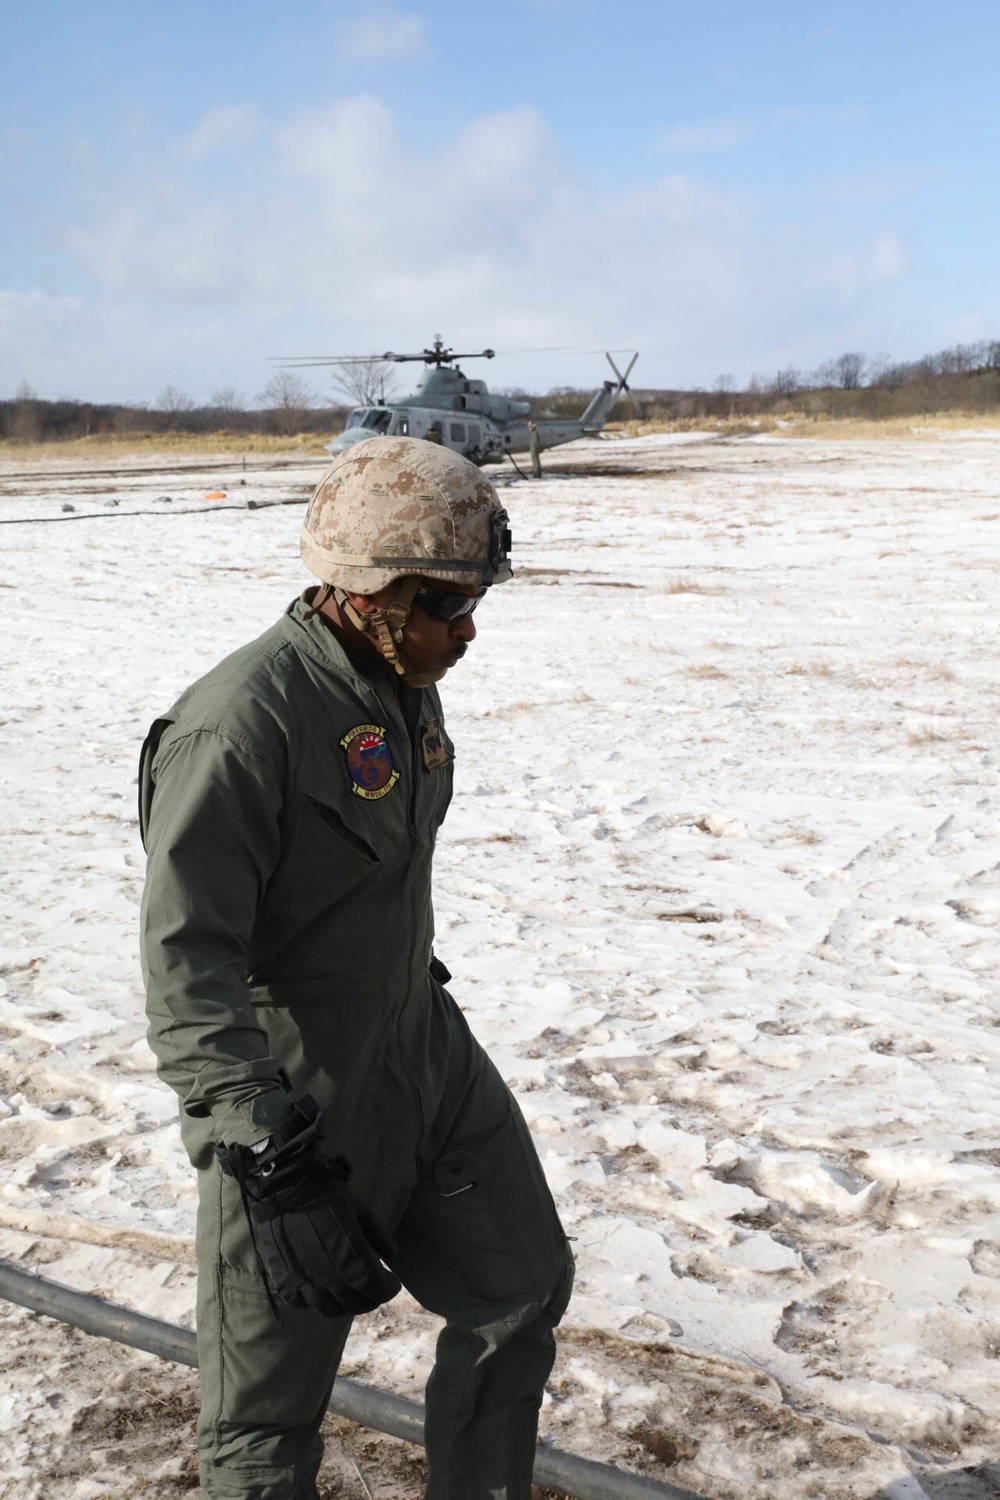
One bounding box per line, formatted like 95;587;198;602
272;346;636;366
266;355;391;367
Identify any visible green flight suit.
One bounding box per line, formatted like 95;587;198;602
527;427;542;480
139;596;573;1500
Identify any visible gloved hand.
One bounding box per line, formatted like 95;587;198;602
215;1095;401;1319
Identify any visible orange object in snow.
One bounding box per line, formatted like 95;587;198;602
203;490;227;500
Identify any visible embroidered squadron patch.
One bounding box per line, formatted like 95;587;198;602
340;723;399;800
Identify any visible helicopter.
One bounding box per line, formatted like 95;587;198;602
274;336;639;467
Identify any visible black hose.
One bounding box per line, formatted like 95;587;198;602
0;1257;704;1500
0;1255;198;1366
0;496;309;525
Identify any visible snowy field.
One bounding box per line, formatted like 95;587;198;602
2;430;1000;1499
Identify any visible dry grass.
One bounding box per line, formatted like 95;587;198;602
777;824;823;845
608;417;779;438
781;410;1000;440
8;411;999;465
907;725;957;745
784;661;836;677
895;658;958;682
0;431;328;463
662;580;727;596
607;410;1000;442
684;663;730;679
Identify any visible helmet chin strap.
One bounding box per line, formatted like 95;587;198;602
333;578;448;688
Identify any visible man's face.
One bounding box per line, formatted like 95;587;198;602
399;576;482;677
350;576;483;677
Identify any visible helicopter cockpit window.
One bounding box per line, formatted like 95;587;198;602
450;422;466;443
397;414;409;435
361;409;392;432
346;410;365;429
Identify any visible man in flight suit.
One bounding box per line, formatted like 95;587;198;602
139;437;574;1499
526;421;542;479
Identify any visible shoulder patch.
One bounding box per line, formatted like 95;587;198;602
340;723;399;800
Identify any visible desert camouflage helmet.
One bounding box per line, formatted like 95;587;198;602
300;436;512;594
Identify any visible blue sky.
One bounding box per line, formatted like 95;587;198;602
2;0;998;403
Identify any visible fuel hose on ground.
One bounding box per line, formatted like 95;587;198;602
0;1256;705;1500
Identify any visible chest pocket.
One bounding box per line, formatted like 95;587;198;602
304;794;380;862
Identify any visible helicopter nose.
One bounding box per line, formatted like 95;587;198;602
324;430;369;456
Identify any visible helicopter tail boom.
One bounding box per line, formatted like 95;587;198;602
579;352;639;431
579;379;620;430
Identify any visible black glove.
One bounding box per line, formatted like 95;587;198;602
215;1095;401;1319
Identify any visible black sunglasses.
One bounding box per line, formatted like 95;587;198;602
412;582;487;621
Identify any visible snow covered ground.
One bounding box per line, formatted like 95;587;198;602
2;430;1000;1499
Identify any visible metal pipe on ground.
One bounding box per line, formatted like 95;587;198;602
0;1258;703;1500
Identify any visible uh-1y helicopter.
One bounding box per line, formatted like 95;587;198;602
275;336;638;467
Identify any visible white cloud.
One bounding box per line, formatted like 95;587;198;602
828;104;869;126
0;291;104;398
338;7;428;61
814;229;908;300
825;169;921;204
276;94;399;191
946;311;992;342
661;118;750;152
1;96;934;396
25;98;746;388
0;289;86;340
662;105;867;157
181;104;260;160
871;229;906;280
65;195;250;306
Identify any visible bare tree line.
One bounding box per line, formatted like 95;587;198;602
753;339;1000;400
1;357;406;442
4;338;1000;443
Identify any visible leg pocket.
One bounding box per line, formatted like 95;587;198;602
198;1265;350;1499
424;1109;570;1306
214;1264;351;1427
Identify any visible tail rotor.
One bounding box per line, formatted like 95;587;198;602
606;352;641;419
